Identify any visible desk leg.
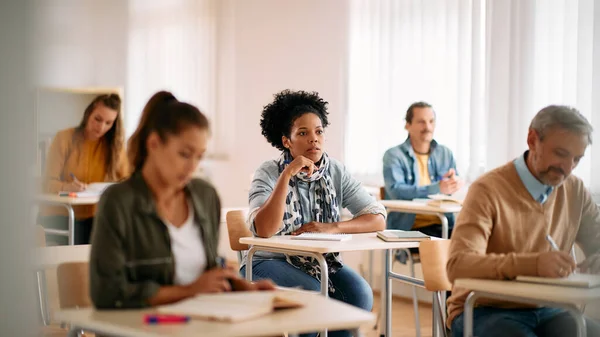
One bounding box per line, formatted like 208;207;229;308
245;246;257;281
385;249;392;337
431;292;442;337
435;214;449;240
36;270;50;326
464;291;480;337
368;250;374;285
66;204;75;245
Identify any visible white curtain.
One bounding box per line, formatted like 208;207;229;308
126;0;218;150
346;0;484;185
485;0;598;192
346;0;599;194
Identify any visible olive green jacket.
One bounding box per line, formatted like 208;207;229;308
89;171;221;309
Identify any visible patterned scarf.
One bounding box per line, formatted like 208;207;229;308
278;151;343;293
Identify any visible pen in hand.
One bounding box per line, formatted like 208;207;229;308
545;234;560;251
546;234;577;275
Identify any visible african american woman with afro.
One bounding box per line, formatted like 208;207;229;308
240;89;387;337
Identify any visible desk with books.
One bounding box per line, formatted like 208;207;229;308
379;198;462;239
240;232;433;337
54;290;376;337
455;277;600;337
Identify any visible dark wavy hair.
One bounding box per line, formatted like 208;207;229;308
75;93;123;180
259;89;330;151
127;91;210;172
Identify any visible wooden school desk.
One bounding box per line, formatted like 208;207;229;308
36;194;100;245
240;232;427;337
379;199;462;239
455;278;600;337
55;290;376;337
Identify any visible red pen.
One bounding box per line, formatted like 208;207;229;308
144;314;190;324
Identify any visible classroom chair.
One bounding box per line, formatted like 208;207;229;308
37;225;72;337
57;262;91;310
418;239;452;337
56;261;93;337
379;186;422;337
226;209;251;265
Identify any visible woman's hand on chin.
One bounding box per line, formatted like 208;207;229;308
291;222;339;235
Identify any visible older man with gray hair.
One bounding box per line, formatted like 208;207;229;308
447;105;600;337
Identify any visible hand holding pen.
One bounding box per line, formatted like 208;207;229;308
536;234;577;278
61;173;87;192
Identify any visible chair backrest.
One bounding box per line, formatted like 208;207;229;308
36;225;46;247
418;240;452;292
56;262;91;309
379;186;386;200
226;210;251;252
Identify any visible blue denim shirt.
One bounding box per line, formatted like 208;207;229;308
240;156;387;268
382;138;457;231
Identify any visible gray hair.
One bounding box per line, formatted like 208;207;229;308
529;105;593;145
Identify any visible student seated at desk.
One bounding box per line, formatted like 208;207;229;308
447;105;600;337
40;93;129;245
241;89;386;337
382;101;463;262
90;91;274;309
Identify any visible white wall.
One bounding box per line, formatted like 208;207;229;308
207;0;349;207
35;0;128;89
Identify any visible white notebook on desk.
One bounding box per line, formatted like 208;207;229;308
291;233;352;241
516;273;600;288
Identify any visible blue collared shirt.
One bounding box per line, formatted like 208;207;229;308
513;151;554;204
382;138;457;231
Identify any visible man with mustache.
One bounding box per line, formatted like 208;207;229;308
382;102;462;260
447;105;600;337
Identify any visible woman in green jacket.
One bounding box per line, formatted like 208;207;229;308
90;91;273;308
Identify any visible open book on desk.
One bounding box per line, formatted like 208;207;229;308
516;273;600;288
158;291;303;322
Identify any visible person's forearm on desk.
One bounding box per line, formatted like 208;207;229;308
336;214;385;233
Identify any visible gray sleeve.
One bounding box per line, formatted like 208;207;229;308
340;163;387;219
247;161;281;235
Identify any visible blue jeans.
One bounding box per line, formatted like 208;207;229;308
240;259;373;337
451;306;600;337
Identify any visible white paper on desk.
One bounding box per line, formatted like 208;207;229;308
516;273;600;288
59;183;114;197
87;182;114;193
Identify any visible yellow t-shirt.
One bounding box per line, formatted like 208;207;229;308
412;153;440;229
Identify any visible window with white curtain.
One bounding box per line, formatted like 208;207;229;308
127;0;223;155
346;0;599;194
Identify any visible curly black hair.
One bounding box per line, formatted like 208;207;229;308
260;89;330;151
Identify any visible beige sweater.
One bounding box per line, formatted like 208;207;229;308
446;161;600;327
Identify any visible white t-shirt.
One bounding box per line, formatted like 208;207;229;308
164;201;207;286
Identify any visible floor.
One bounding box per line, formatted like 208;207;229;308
365;293;434;337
